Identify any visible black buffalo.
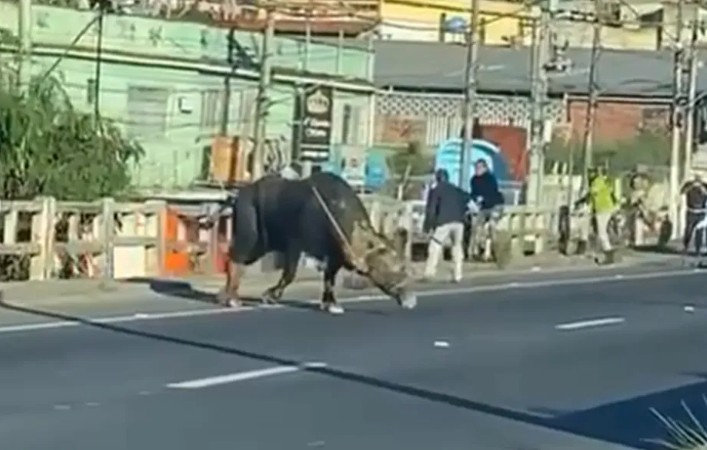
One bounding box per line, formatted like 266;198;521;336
214;172;417;314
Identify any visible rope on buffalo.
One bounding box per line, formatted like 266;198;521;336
309;183;367;273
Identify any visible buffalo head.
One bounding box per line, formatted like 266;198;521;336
350;222;417;310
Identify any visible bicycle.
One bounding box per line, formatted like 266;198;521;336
469;206;511;269
682;206;707;268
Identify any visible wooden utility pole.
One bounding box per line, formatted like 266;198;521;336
251;8;275;181
17;0;32;90
460;0;480;189
683;7;699;183
220;28;236;136
301;6;313;178
669;0;686;235
580;0;602;190
94;2;105;123
527;7;550;206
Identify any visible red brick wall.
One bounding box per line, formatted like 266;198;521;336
566;99;670;144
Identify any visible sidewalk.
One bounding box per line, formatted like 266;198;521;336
0;249;683;307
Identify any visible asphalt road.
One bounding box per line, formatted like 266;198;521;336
1;265;707;450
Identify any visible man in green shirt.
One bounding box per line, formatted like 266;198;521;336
575;167;618;264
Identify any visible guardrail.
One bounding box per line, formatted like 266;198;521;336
0;197;165;281
377;199;591;258
0;195;664;282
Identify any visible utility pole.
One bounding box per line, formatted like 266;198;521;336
94;2;106;123
580;0;602;190
220;28;236;137
460;0;480;190
669;0;686;236
527;7;550;206
251;8;275;181
683;8;699;186
17;0;32;90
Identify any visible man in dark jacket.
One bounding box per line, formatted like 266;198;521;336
423;169;470;282
470;159;505;218
469;160;504;253
681;174;707;255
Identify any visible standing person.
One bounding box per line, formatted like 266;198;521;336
575;166;618;264
680;174;707;255
469;159;505;222
423;169;469;283
468;159;505;260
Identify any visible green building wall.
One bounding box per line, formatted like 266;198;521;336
0;2;375;189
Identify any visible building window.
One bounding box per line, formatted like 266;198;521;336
126;86;169;139
200;89;222;131
597;2;621;25
341;103;362;145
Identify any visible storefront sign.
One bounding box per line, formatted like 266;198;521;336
292;84;333;162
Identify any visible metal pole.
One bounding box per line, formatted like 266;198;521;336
669;0;685;236
18;0;32;90
580;1;601;191
528;11;549;206
459;0;480;190
683;10;698;182
252;9;275;180
304;4;311;71
94;3;105;123
220;28;236;136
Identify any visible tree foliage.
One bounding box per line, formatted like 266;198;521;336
388;140;432;178
387;140;433;199
0;75;143;200
545;130;671;176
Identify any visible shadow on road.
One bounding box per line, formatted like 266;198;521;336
123;277;219;305
121;277;388;316
0;300;698;450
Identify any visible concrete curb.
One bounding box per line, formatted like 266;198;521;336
0;252;682;307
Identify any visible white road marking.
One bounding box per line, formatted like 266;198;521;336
166;362;327;389
433;340;450;348
555;317;625;331
0;268;698;335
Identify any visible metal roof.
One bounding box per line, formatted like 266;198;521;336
372;40;706;98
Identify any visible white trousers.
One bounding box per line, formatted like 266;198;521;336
579;211;613;252
425;222;464;281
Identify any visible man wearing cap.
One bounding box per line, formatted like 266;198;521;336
423;169;469;282
575;166;618;264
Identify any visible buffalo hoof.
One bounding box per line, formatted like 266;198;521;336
216;289;241;309
260;290;280;306
321;303;345;315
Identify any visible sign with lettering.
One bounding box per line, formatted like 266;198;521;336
292;84;333;162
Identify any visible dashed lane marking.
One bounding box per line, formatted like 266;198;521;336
555;317;626;331
166;362;327;389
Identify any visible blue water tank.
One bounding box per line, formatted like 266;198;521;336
444;16;468;33
364;151;389;191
